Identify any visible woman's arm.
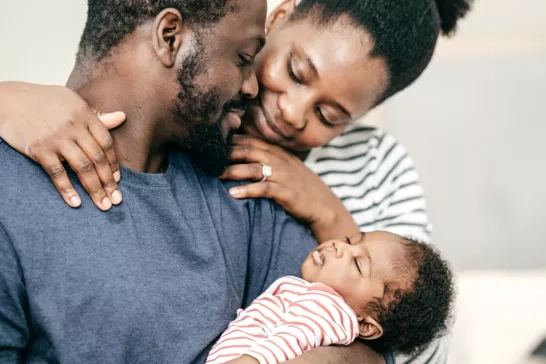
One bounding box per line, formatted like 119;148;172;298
220;134;360;242
309;127;442;364
0;81;125;210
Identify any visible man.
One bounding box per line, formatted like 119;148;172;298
0;0;385;363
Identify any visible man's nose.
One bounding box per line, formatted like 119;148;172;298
241;67;259;100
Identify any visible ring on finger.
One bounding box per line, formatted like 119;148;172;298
260;163;272;182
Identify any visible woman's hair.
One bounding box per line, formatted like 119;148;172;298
364;237;455;355
291;0;472;105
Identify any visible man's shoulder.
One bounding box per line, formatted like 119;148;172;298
0;139;62;234
0;138;46;183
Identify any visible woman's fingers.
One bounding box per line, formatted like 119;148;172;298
220;163;265;181
93;110;126;182
76;133;122;205
229;145;272;164
229;181;293;205
231;134;273;151
95;110;126;129
58;142;113;211
35;151;82;208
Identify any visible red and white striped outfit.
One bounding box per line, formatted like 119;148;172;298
206;276;359;364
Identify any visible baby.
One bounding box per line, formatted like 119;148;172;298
206;231;454;364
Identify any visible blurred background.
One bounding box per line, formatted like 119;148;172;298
1;0;545;363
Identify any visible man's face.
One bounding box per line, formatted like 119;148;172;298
172;0;266;176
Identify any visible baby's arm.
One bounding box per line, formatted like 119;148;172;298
242;286;359;364
207;277;295;364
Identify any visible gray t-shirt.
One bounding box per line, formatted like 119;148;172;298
0;139;316;363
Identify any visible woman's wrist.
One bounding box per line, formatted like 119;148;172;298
309;199;360;242
0;81;30;130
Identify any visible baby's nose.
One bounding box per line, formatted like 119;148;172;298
331;242;343;258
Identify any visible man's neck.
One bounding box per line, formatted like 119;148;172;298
66;67;171;174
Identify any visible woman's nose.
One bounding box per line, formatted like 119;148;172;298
277;92;307;130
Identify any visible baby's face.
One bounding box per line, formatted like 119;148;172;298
301;231;408;318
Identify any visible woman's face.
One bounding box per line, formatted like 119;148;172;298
242;6;389;153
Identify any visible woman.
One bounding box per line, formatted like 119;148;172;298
0;0;470;362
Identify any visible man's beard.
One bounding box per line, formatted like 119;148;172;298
171;40;234;177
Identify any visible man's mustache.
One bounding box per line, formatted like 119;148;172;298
225;98;248;114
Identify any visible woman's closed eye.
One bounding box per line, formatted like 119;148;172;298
316;107;336;128
287;52;302;84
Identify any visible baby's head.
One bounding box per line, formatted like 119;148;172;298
301;231;454;355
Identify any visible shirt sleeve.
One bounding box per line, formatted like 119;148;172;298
242;199;317;308
0;222;29;362
243;287;359;364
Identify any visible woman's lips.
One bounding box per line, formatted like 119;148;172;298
254;99;291;143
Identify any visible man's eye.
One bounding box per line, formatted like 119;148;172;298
238;54;253;67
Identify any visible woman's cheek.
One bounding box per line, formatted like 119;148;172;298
259;53;287;90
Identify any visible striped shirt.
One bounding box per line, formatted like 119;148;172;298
306;125;446;364
206;276;359;364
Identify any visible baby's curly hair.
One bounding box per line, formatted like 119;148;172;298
366;236;455;355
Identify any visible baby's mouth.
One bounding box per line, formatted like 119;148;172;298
312;250;325;266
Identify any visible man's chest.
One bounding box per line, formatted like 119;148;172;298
12;191;251;363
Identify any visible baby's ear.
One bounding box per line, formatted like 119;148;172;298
358;315;383;340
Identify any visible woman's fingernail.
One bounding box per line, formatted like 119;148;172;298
111;190;122;205
114;170;121;182
102;197;112;210
230;188;242;197
70;196;81;207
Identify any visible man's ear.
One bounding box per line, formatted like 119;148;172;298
152;8;187;68
265;0;297;33
358;315;384;341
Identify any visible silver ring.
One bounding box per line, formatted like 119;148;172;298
260;163;272;182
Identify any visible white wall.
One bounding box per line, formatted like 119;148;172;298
378;0;546;271
0;1;86;83
1;0;545;271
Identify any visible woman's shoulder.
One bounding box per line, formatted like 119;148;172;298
322;125;386;152
306;125;412;172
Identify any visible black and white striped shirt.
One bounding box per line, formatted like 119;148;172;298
305;125;446;364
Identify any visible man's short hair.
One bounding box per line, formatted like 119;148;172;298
78;0;235;62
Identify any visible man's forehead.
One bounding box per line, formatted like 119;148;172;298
218;0;267;40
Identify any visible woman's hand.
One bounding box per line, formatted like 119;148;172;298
0;81;125;210
220;135;360;241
